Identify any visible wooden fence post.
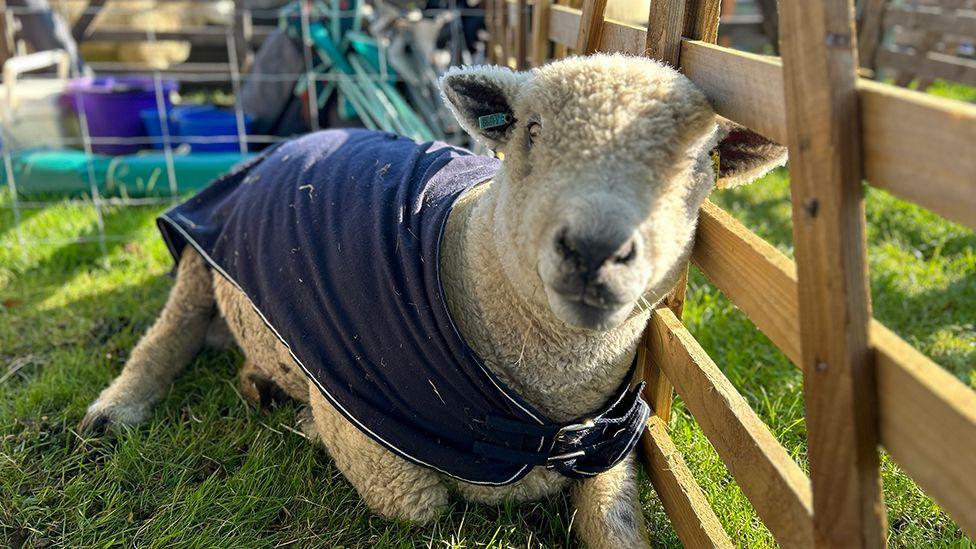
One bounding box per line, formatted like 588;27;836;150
486;0;496;63
857;0;886;73
778;0;888;547
575;0;608;53
639;0;720;423
532;0;552;66
515;0;528;69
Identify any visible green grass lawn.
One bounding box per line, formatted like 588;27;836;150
1;167;973;548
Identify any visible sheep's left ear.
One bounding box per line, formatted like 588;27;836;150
440;65;531;151
713;120;788;188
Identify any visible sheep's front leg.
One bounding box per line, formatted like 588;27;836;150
572;453;650;549
79;249;214;433
307;387;449;523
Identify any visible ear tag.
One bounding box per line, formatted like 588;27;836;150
478;112;513;130
711;150;721;180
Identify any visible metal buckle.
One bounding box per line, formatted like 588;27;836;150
546;449;586;466
547;418;595;468
555;418;595;440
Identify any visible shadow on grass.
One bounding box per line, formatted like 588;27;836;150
1;203;162;303
873;273;976;377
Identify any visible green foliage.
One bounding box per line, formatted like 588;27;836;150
1;170;972;547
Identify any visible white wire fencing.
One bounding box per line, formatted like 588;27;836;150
1;0;491;257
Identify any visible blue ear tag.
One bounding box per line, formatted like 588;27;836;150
478;112;513;130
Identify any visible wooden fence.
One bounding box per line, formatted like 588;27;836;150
488;0;976;546
859;0;976;88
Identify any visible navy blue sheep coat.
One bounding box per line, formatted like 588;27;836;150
158;129;649;485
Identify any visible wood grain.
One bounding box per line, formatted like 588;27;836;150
641;415;734;548
638;328;673;420
857;0;887;69
693;202;976;539
645;0;687;66
575;0;608;53
778;0;888;546
872;322;976;539
649;308;815;548
682;0;721;43
679;40;788;143
595;17;646;54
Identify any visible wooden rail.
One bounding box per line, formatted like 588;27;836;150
864;0;976;88
491;0;976;545
883;5;976;36
649;307;814;547
642;415;733;548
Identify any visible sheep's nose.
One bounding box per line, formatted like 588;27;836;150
555;227;638;281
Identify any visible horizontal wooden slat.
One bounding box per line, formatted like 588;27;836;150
641;415;733;548
691;201;801;364
859;80;976;229
873;322;976;539
876;48;976;87
649;307;814;548
596;17;645;54
549;5;580;48
679;40;788;144
883;6;976;36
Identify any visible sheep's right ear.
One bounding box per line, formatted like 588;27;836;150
440;66;531;151
713;120;788;188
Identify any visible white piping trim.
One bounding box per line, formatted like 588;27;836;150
433;174;547;426
159;213;530;486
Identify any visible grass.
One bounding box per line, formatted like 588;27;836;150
1;167;973;548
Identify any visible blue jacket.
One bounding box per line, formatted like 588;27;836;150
158;129;649;485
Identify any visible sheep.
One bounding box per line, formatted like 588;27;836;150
78;53;786;548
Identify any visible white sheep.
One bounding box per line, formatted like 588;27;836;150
79;53;785;548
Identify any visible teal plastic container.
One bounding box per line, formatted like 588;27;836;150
1;149;252;198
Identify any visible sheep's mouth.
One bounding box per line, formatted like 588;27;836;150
545;288;634;331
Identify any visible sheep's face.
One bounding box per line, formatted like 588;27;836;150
441;54;785;331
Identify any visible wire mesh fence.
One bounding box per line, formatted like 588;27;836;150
1;0;490;257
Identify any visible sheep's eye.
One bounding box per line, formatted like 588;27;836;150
527;121;542;143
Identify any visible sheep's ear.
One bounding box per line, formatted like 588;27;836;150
440;65;531;151
713;120;788;188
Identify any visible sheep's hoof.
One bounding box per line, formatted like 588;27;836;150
77;398;147;436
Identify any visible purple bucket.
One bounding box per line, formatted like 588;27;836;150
63;77;178;155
